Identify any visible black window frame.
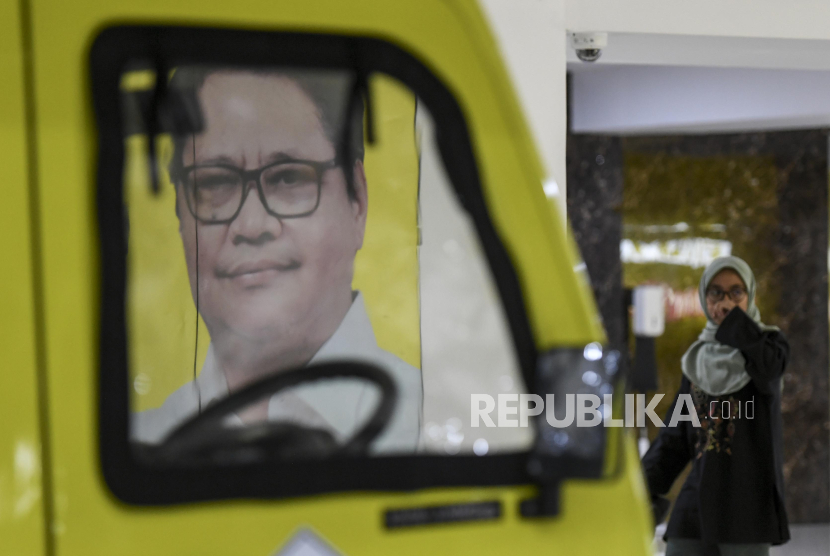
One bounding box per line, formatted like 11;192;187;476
92;24;539;505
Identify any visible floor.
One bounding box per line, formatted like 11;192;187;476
652;524;829;556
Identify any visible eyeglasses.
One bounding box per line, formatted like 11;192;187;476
175;158;339;224
705;286;747;303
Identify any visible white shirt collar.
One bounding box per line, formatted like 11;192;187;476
309;291;378;364
194;291;380;428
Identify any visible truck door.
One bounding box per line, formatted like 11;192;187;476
22;1;653;554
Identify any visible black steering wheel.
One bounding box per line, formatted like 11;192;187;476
143;361;397;465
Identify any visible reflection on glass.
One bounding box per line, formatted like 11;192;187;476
416;106;534;454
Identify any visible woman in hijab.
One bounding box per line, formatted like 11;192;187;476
642;256;790;556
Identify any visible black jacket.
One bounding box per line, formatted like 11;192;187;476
642;307;790;545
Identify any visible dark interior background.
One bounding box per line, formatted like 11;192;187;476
567;125;830;523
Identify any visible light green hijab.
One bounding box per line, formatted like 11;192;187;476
681;256;779;396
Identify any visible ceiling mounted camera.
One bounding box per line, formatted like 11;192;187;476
569;32;608;63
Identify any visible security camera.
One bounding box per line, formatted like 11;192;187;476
569;32;608;63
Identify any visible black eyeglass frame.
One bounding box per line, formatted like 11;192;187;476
174;158;339;224
705;286;748;303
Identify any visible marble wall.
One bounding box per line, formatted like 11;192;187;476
566;134;625;350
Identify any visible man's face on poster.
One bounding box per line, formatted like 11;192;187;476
175;71;367;355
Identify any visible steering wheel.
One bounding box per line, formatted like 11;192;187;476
142;361;397;465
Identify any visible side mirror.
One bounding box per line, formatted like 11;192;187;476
521;344;625;517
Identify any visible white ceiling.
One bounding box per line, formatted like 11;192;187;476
567;32;830;72
568;33;830;134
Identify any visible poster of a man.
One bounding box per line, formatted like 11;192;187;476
131;67;422;454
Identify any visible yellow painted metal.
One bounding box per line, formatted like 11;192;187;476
0;2;47;555
354;76;421;369
19;0;653;554
123;131;212;411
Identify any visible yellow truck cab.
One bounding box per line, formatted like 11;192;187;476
1;0;653;554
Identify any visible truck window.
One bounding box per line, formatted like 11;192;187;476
94;28;541;503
